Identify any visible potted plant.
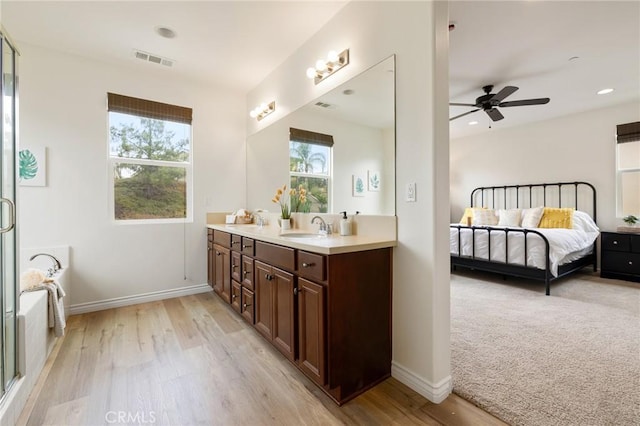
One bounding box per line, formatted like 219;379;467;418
622;215;638;226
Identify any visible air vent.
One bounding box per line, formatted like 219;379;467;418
314;101;334;109
132;49;174;68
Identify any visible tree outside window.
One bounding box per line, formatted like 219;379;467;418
289;137;331;213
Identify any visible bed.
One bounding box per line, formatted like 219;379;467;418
450;181;599;295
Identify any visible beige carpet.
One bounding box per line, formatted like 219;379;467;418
451;270;640;426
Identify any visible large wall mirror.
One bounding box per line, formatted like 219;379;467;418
246;55;396;215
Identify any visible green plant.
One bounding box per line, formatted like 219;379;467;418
622;215;638;226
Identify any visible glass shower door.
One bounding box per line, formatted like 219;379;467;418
0;32;18;397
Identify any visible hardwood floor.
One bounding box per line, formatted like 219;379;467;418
18;292;506;426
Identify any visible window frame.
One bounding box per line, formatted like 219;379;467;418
289;129;333;214
107;94;193;224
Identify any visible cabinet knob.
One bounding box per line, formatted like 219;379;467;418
264;273;273;281
301;262;315;268
243;302;252;308
232;264;238;270
216;252;221;256
232;294;237;300
293;288;298;296
232;241;240;245
629;261;633;265
207;246;211;251
613;241;618;245
243;270;249;276
242;244;252;249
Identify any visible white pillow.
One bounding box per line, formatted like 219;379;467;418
573;210;599;233
472;208;498;226
521;207;544;228
498;209;522;227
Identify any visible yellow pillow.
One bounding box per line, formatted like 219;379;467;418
459;207;474;224
538;207;574;229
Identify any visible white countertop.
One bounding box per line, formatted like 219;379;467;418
207;223;396;255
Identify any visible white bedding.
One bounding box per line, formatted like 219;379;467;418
450;226;599;276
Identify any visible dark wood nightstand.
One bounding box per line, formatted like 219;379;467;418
600;231;640;283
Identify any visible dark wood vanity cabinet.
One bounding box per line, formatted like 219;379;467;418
207;230;214;288
206;227;392;405
212;243;231;303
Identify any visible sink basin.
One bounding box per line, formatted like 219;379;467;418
279;232;325;239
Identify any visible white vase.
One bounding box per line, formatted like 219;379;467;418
280;218;291;230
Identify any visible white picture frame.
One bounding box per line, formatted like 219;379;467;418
368;170;381;191
352;174;365;197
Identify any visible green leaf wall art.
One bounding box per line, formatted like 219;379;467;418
19;147;46;186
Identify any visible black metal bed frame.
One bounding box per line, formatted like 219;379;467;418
451;181;598;295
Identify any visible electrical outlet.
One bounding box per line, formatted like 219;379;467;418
406;182;416;202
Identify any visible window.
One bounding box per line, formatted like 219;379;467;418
289;128;333;213
616;121;640;216
108;93;192;222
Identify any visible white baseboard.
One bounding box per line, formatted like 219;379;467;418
69;283;211;315
391;361;452;403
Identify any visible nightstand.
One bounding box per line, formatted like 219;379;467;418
600;231;640;283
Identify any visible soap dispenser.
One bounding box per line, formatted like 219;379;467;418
339;211;352;236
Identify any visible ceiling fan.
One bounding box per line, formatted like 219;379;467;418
449;85;550;122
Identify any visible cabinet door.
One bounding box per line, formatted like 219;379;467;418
213;244;231;303
207;241;214;288
298;278;326;385
254;261;273;340
231;251;242;283
231;280;242;313
273;267;296;361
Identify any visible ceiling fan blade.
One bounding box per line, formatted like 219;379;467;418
499;98;550;107
491;86;518;102
449;109;480;121
485;108;504;121
449;102;477;107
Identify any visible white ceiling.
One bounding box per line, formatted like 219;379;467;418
449;1;640;139
2;1;347;92
2;1;638;139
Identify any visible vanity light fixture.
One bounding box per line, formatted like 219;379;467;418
306;49;350;85
249;101;276;121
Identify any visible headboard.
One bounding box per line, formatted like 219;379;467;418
470;181;597;223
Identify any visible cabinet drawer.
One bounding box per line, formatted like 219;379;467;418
231;251;242;282
242;255;254;290
601;233;630;252
231;234;242;250
207;229;213;242
602;251;640;275
298;251;326;282
213;230;231;248
231;280;242;313
241;237;255;256
255;241;295;271
631;234;640;254
241;287;255;324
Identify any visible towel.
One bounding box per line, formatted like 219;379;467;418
22;279;66;337
44;280;66;337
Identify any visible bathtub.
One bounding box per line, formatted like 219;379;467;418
0;248;70;424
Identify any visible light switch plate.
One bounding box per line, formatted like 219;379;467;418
406;182;416;202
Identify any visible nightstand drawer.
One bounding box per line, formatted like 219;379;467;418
601;233;631;252
602;251;640;275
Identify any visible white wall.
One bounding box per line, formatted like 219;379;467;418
450;101;639;232
17;43;246;307
247;1;452;402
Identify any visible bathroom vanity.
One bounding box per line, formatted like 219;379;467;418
206;223;395;405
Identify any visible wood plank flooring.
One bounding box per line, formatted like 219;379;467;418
18;292;506;426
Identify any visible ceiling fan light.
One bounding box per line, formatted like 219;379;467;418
597;88;614;95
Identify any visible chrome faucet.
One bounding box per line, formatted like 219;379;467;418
311;216;332;235
29;253;62;276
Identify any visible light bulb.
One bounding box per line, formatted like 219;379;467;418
315;59;327;72
327;50;339;63
249;109;258;118
306;67;317;79
259;103;267;111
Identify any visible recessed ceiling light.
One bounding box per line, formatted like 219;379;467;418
155;26;176;39
343;89;355;95
468;121;478;126
597;88;614;95
568;56;580;62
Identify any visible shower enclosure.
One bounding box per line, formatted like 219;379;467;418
0;28;19;400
